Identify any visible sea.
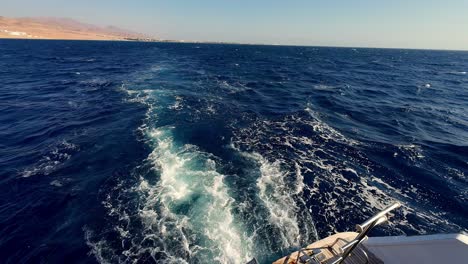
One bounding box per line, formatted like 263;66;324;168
0;39;467;264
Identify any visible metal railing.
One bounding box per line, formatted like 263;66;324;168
331;202;401;264
246;202;402;264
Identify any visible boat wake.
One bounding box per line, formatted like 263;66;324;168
138;126;253;263
86;71;253;264
237;151;315;250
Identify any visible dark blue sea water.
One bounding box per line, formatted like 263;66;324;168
0;39;467;263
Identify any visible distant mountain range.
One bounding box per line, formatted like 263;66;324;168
0;16;155;41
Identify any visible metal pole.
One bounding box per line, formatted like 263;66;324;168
336;202;401;264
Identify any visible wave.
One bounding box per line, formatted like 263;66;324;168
230;105;465;236
238;151;310;249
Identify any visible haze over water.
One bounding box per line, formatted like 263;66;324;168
0;40;467;263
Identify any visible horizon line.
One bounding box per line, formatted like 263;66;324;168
1;37;467;52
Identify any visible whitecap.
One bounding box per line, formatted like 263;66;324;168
168;96;183;110
448;71;466;75
313;84;335;90
20;141;78;177
50;180;63;187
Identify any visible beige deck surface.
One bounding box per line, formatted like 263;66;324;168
273;232;383;264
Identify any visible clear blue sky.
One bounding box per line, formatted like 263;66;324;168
2;0;468;50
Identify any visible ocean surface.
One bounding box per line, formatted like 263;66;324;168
0;39;467;263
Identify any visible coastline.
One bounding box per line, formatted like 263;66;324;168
0;16;156;42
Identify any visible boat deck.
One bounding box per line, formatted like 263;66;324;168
273;232;383;264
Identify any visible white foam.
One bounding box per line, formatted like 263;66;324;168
20;141;78;177
217;79;249;94
239;151;304;248
449;71;467;75
230;106;461;235
168;96;183;110
140;127;253;263
313;84;335;90
84;228;112;264
397;144;425;161
304;106;358;145
50;180;63;187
